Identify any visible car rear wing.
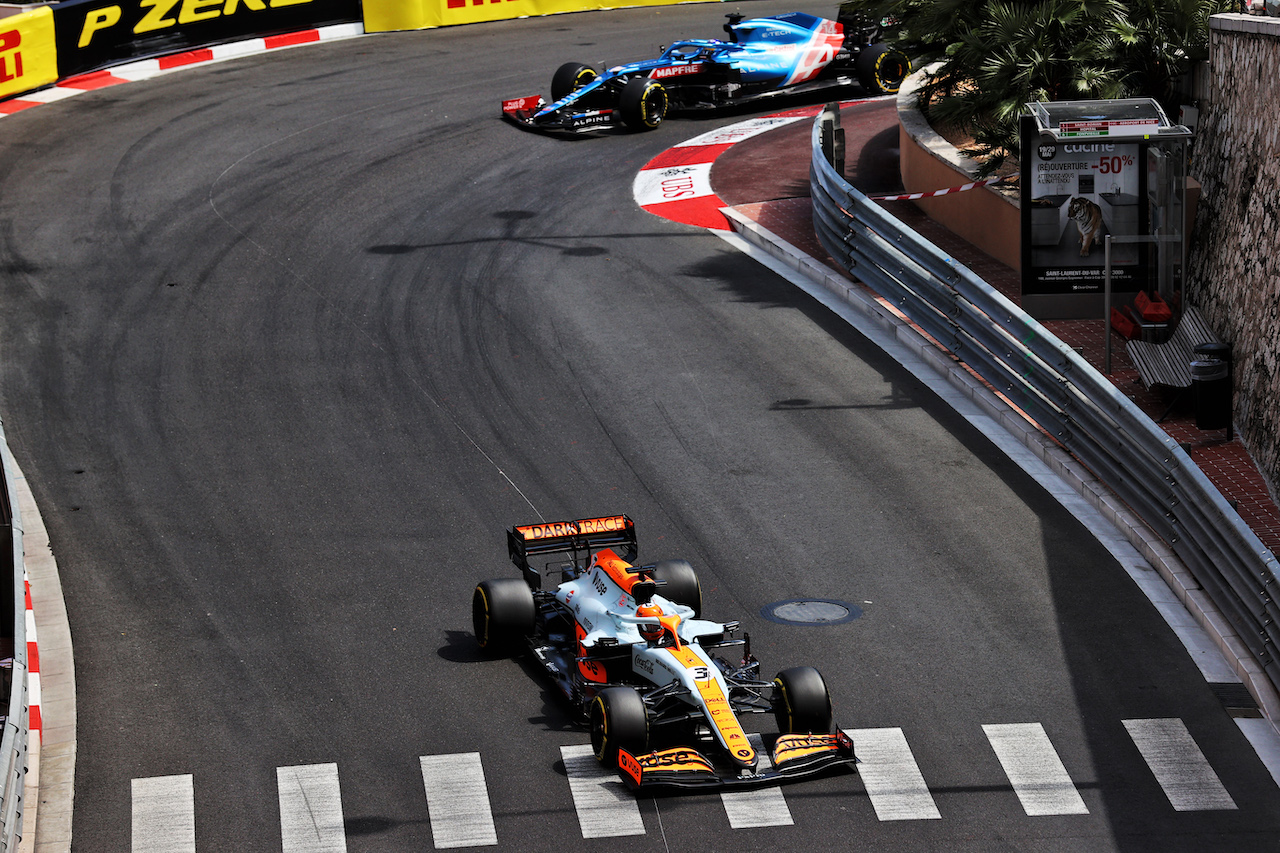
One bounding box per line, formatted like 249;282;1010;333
508;515;638;588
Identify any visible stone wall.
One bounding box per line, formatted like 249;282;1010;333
1187;14;1280;498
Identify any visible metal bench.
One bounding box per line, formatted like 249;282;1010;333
1126;305;1220;391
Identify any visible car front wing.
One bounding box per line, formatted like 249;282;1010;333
617;730;857;791
501;95;621;134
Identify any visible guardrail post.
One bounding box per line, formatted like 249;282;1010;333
819;102;844;176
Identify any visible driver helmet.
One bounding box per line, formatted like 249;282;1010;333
636;603;665;644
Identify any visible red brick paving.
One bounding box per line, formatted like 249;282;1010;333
723;168;1280;556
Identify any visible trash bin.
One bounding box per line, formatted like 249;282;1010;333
1191;342;1233;433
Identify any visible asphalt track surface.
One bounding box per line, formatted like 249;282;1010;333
0;3;1278;850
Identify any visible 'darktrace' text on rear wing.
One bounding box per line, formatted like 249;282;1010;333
507;515;638;588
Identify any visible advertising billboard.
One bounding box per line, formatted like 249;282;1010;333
1019;101;1190;321
1020;115;1148;318
0;6;58;99
51;0;361;78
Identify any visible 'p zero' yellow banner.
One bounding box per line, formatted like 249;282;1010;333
0;6;58;99
364;0;707;33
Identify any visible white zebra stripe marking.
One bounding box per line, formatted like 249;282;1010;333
277;763;348;853
420;752;499;848
1123;718;1237;811
846;727;941;821
721;733;794;829
560;744;645;838
132;774;195;853
983;723;1089;816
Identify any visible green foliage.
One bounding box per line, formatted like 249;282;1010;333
840;0;1231;173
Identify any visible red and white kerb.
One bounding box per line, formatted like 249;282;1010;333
632;115;808;231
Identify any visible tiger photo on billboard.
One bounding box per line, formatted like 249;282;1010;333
1067;196;1105;256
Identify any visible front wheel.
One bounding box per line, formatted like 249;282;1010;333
551;62;597;101
651;559;701;616
773;666;833;734
619;77;668;131
856;42;910;96
590;687;649;766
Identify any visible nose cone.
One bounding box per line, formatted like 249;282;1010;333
725;732;758;771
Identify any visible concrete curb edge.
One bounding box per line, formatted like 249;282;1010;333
12;462;74;853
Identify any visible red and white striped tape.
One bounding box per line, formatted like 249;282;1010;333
1;23;364;118
24;572;40;739
869;176;1007;201
634;102;999;228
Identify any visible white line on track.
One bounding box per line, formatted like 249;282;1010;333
1123;718;1237;811
132;774;195;853
846;727;941;821
420;752;499;848
983;723;1089;816
721;733;794;828
277;763;349;853
560;744;645;838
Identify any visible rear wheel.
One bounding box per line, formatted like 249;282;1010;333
590;687;649;766
619;77;668;131
551;62;597;101
773;666;833;734
856;42;910;95
652;559;701;616
472;578;534;654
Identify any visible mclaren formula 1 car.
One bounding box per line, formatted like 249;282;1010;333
472;515;857;791
501;8;909;134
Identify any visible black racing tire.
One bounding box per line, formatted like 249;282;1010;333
589;686;649;766
550;62;598;102
619;77;668;131
651;559;702;617
856;42;910;96
773;666;834;734
472;578;535;655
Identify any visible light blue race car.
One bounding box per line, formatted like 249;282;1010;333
473;516;859;791
502;8;909;133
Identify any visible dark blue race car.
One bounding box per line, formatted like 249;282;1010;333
502;8;910;134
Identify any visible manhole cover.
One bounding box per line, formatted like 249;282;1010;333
761;599;861;626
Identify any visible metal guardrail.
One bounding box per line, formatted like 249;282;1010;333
0;427;29;850
809;107;1280;693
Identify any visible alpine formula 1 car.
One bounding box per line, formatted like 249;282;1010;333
472;515;857;790
501;8;909;134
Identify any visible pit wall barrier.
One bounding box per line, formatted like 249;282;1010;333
0;0;721;100
50;0;360;77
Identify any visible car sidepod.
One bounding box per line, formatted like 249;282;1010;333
725;12;845;86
